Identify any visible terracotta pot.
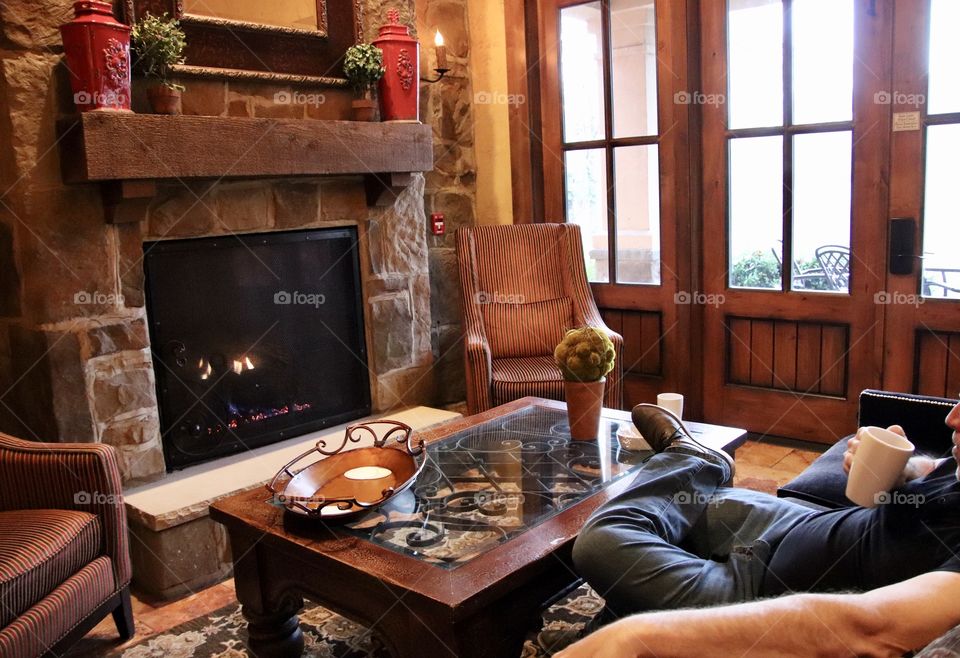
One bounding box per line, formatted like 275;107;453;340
147;84;182;115
351;97;377;122
564;378;606;441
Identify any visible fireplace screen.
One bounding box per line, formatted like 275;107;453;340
144;228;370;470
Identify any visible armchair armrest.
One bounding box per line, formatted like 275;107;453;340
0;434;132;589
858;390;956;457
463;326;493;414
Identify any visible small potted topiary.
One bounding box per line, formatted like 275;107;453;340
343;43;385;121
554;327;616;440
131;13;186;115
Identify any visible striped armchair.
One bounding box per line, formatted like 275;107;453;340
456;224;623;414
0;434;133;658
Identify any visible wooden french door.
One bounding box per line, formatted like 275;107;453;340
701;0;960;442
883;0;960;398
699;0;891;442
529;0;959;440
536;0;701;414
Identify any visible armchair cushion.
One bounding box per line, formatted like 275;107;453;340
0;509;102;627
492;356;565;406
483;297;573;358
0;556;116;658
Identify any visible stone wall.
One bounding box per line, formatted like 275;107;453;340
0;0;447;483
416;0;477;406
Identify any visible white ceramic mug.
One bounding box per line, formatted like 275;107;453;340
657;393;684;420
845;426;915;508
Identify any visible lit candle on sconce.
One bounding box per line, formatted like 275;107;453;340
434;29;448;70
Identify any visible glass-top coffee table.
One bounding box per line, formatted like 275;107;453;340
210;397;746;658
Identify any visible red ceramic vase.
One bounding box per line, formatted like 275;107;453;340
372;10;420;122
60;1;132;112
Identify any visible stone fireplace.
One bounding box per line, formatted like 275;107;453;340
0;0;482;488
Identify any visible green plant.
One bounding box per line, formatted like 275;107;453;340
131;13;186;90
554;327;616;382
343;44;385;96
730;251;781;289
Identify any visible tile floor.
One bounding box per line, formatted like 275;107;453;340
67;435;825;657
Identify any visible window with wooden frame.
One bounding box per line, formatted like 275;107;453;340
726;0;854;294
558;0;662;285
920;0;960;300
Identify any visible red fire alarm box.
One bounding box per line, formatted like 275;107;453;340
431;213;445;236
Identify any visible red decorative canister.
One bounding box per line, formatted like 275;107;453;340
60;1;132;112
372;9;420;122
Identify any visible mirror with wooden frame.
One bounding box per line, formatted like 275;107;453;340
123;0;365;84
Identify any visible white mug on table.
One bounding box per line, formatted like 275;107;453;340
845;426;915;508
657;393;684;419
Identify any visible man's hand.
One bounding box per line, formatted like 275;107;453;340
843;425;937;483
555;619;643;658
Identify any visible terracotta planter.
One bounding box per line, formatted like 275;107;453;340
351;97;377;122
147;84;182;115
564;378;606;441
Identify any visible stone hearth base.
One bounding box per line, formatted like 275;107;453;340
124;406;461;600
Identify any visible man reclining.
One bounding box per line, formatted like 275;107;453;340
556;399;960;657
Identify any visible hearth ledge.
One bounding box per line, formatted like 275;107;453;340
124;405;460;533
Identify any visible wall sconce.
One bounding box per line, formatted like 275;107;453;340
421;29;449;83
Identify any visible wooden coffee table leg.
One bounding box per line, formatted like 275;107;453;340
243;603;304;658
229;527;305;658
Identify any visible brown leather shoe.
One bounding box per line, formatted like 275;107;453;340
631;403;735;484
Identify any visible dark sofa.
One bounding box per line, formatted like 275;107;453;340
778;389;956;509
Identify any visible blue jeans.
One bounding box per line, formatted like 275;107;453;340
572;452;819;616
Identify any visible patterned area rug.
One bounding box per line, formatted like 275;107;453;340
111;585;603;657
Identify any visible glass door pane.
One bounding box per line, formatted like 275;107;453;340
560;3;606;143
729;136;784;290
614;145;661;284
791;131;852;292
928;0;960;115
610;0;658;138
728;0;783;129
565;149;610;283
792;0;853;124
922;124;960;299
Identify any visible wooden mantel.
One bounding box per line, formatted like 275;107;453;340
58;113;434;222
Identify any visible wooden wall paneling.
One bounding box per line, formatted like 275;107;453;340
948;334;960;398
749;320;775;388
795;324;823;393
727;318;751;385
504;0;541;223
882;0;930;392
773;321;798;391
915;331;950;397
537;0;565;222
819;325;849;397
620;311;663;377
639;312;663;376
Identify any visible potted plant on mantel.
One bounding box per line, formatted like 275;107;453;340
131;13;186;115
343;44;385;121
555;327;616;440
